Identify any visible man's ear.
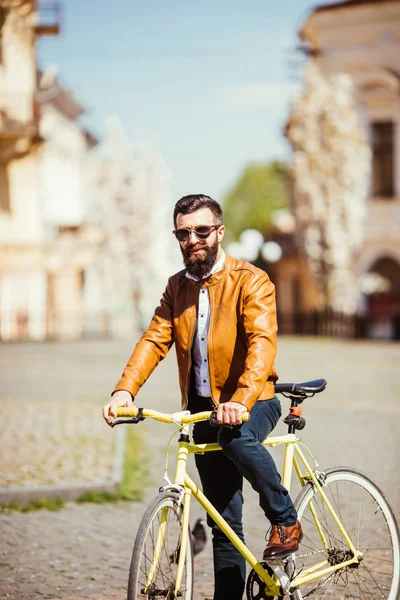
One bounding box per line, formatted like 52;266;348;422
218;225;225;242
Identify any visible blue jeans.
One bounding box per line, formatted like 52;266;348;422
191;396;297;600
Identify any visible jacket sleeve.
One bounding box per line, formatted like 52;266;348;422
112;279;175;398
230;272;278;410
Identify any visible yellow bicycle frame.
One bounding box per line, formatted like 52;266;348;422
114;407;363;597
162;433;363;597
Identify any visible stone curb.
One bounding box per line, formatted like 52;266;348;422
0;426;127;505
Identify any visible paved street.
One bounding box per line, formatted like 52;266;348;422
1;337;399;599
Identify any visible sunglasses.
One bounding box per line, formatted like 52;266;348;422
173;225;219;243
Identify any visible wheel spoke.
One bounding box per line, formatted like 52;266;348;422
128;493;193;600
293;469;399;600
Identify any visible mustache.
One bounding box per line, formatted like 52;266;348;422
184;243;207;253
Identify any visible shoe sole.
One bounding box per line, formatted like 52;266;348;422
263;531;303;561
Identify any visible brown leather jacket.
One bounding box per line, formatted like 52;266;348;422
113;254;279;411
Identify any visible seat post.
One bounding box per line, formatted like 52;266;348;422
288;397;298;435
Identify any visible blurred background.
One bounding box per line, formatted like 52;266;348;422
1;5;399;597
0;0;399;341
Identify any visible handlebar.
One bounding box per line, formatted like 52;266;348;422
113;406;250;426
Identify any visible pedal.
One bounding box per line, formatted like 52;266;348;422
264;560;291;595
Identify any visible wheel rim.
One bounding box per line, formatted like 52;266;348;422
295;471;399;599
134;500;191;599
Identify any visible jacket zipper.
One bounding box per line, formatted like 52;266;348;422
206;285;217;409
185;305;197;410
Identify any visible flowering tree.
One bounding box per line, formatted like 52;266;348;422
286;64;371;313
85;117;174;334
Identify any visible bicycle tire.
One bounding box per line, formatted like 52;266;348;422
293;467;400;600
127;491;194;600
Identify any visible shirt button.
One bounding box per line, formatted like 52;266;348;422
201;314;204;317
201;338;204;341
204;359;207;362
203;379;206;383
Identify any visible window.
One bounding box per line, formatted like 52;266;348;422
57;225;81;235
0;8;6;66
372;122;395;198
0;163;10;213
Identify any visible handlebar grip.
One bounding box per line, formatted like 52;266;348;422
115;406;173;423
209;410;250;428
116;406;138;417
114;406;250;424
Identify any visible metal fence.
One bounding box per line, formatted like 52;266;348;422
0;309;399;342
277;310;400;340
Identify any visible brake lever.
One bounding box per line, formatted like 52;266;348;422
209;410;233;429
111;418;137;427
111;407;145;427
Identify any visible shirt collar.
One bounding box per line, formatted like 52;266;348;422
185;250;226;281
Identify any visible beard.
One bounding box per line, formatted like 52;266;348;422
180;237;219;279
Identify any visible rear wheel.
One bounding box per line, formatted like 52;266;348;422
293;467;400;599
128;491;193;599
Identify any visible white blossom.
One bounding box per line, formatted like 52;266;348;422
286;64;371;313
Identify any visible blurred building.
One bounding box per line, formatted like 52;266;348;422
275;0;400;338
36;68;103;340
0;0;63;340
0;2;176;342
84;121;176;338
0;2;103;341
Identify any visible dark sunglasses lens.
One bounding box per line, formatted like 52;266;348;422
195;226;213;238
175;229;190;242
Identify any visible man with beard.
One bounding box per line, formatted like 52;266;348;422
102;194;302;600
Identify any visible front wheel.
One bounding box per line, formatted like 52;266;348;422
293;467;400;599
128;491;193;599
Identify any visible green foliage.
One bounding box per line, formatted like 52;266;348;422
76;490;120;503
0;498;65;513
223;160;289;241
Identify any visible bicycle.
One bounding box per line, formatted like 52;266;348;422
112;379;400;599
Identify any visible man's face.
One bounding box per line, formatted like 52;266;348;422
175;207;225;278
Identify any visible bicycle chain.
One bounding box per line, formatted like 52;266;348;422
297;548;327;559
301;571;338;598
247;551;337;600
295;549;339;598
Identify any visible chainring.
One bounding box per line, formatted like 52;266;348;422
246;562;283;600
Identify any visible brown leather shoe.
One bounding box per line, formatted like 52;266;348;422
263;521;303;560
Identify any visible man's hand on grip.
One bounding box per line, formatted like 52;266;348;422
102;390;133;427
216;401;247;425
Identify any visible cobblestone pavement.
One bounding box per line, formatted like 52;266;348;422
1;337;399;599
1;399;114;487
0;342;119;489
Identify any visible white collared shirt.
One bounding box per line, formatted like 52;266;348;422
185;250;225;397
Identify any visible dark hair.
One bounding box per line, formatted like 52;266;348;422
173;194;223;228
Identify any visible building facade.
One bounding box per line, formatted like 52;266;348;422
0;1;177;341
0;2;103;341
37;68;104;339
0;1;61;340
280;0;400;338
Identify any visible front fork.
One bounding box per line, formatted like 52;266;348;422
144;488;191;597
145;438;191;596
145;505;169;592
174;437;191;596
174;489;192;597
